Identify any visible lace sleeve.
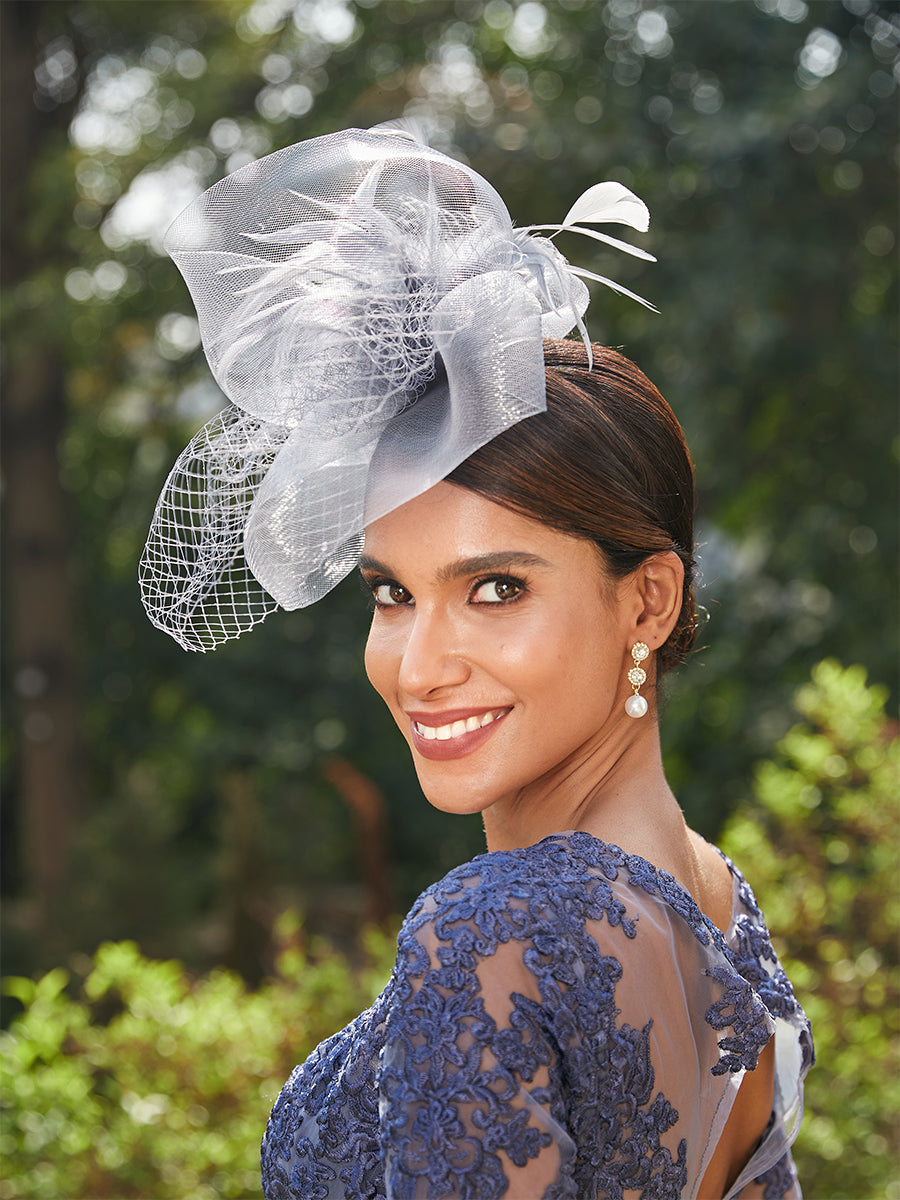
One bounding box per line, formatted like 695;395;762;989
377;867;580;1200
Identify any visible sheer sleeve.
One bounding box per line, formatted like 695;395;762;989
377;866;580;1200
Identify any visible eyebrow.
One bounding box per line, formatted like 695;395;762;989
359;551;554;584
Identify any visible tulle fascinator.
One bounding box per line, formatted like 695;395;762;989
140;124;656;650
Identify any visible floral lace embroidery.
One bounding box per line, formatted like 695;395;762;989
716;854;815;1074
380;848;688;1197
261;833;810;1200
756;1150;799;1199
705;966;774;1075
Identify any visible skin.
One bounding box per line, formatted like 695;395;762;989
361;479;773;1198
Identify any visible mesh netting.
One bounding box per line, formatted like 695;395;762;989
139;124;652;650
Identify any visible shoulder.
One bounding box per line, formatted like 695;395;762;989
401;833;642;954
387;838;638;1048
415;835;643;926
717;849;812;1029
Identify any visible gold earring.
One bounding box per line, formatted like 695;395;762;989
625;642;649;718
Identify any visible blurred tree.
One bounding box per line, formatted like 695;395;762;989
1;1;86;944
1;0;896;979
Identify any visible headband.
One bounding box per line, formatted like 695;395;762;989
139;124;655;650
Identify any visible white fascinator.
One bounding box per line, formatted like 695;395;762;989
139;123;655;650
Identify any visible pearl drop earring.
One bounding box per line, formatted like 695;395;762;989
625;642;650;718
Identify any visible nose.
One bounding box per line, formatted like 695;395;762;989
397;605;470;699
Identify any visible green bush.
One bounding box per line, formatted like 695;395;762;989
721;660;900;1200
0;914;395;1199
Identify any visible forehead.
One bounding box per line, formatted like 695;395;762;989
362;481;606;579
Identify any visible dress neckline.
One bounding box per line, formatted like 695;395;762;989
516;828;746;949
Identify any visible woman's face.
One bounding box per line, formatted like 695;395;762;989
362;481;641;817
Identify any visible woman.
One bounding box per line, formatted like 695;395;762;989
141;125;812;1198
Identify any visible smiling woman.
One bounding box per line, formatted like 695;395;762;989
140;124;812;1199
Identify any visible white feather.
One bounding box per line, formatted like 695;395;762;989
562;183;651;232
525;224;655;261
568;266;658;312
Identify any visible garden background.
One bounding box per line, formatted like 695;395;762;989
1;0;897;1196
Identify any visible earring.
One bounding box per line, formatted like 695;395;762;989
625;642;650;718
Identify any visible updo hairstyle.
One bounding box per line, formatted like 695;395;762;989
447;338;697;675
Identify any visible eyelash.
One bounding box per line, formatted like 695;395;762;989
365;574;528;610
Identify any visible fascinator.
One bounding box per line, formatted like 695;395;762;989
140;124;655;650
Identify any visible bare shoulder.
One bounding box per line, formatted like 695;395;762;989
687;829;736;935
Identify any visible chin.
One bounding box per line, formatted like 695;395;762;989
412;761;502;817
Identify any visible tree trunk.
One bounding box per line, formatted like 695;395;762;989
323;757;394;926
220;770;271;985
1;1;84;944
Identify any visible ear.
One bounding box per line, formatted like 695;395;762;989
631;550;684;650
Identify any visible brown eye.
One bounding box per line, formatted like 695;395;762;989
471;577;524;604
373;582;412;606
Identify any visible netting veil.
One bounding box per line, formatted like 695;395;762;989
139;124;656;651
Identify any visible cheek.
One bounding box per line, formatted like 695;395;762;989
364;621;400;709
494;608;596;681
517;611;620;715
363;626;385;694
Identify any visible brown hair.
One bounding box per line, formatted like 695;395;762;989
447;338;697;674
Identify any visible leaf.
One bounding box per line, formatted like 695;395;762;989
562;182;651;232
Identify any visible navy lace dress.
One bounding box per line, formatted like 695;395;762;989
261;832;813;1199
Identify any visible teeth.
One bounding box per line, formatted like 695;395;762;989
415;710;504;741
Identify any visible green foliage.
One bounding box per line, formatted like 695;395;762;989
720;661;900;1199
0;916;396;1199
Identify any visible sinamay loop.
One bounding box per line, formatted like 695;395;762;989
139;123;656;651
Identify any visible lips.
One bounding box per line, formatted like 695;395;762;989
406;706;511;761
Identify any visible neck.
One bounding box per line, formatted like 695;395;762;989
481;712;686;862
